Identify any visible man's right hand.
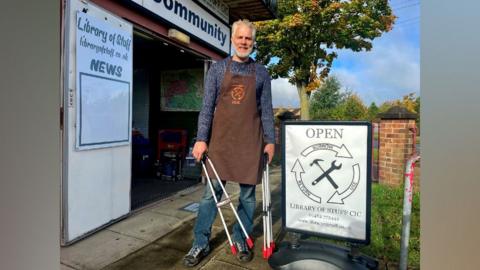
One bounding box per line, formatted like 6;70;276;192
192;141;208;162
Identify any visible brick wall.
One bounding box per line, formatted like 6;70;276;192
378;119;418;186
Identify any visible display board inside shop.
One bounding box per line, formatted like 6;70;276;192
160;69;204;111
282;121;372;244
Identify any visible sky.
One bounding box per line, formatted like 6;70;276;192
271;0;420;108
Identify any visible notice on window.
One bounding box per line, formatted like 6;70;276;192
283;121;372;244
75;11;133;150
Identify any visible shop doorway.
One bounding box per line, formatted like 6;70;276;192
130;29;206;210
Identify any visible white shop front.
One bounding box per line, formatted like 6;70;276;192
61;0;231;245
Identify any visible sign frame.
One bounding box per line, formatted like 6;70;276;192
281;120;373;245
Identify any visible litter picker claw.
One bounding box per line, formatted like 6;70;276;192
200;155;254;255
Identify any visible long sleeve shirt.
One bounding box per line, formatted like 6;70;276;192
196;56;275;144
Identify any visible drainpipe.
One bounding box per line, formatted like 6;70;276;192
399;126;420;270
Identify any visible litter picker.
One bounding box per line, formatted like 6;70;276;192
262;153;275;259
200;154;254;255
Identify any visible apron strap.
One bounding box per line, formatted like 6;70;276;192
248;61;256;76
226;58;232;73
226;57;256;77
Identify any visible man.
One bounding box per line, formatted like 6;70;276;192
183;19;275;267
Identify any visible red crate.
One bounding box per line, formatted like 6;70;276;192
156;129;188;162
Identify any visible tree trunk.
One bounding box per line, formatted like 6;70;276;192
296;82;310;120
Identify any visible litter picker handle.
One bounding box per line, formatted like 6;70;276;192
202;153;255;251
264;153;269;166
201;153;207;162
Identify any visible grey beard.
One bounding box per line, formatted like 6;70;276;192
234;47;253;59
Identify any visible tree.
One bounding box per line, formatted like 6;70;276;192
414;96;420;114
255;0;395;119
367;102;379;121
414;96;420;134
378;100;395;114
395;92;418;113
310;76;369;120
337;93;367;120
309;76;344;119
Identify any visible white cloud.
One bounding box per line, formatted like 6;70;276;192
271;78;299;108
332;68;362;91
365;43;419;92
332;30;420;105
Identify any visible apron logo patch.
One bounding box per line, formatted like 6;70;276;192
231;84;246;104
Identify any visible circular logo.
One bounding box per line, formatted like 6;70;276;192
291;143;360;205
231;84;246;104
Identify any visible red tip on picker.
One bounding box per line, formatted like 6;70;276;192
230;245;238;255
263;248;268;259
270;241;275;251
246;238;254;249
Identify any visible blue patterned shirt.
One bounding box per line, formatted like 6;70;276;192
196;56;275;144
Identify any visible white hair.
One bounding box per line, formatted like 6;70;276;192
231;19;256;40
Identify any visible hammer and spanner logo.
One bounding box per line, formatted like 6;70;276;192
291;143;360;204
310;159;342;188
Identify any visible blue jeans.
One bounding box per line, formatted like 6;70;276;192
192;180;256;248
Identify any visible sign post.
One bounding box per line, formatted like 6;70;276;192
269;121;378;269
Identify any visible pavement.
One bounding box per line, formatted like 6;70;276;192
61;166;283;270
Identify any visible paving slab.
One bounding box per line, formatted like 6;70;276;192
104;219;229;270
174;184;205;202
107;211;182;242
61;230;148;270
148;197;199;220
201;258;251;270
201;205;283;270
102;243;187;270
63;166;283;270
153;214;231;252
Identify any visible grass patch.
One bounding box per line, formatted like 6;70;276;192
361;183;420;269
307;183;420;269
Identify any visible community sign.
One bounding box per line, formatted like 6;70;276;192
282;121;372;244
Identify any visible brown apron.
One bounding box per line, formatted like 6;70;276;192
204;59;264;185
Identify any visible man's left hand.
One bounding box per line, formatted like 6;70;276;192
264;144;275;164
